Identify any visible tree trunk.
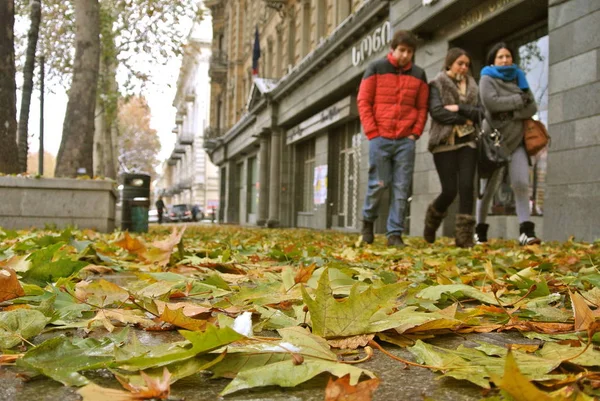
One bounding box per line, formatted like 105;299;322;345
93;3;118;179
17;0;42;173
55;0;100;177
0;0;20;174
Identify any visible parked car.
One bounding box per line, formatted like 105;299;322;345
169;204;193;222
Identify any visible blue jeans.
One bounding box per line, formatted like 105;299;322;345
363;136;416;237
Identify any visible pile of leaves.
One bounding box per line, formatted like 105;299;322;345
0;225;599;400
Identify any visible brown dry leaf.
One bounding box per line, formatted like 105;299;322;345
294;263;317;284
501;321;573;334
438;303;458;318
0;267;25;302
570;290;596;331
158;306;209;331
0;354;23;364
324;374;380;401
115;232;146;254
140;227;186;267
118;367;171;400
328;334;375;350
79;264;114;275
89;309;156;332
78;383;137;401
79;368;172;401
154;300;211;317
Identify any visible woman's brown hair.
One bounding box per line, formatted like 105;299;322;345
443;47;471;72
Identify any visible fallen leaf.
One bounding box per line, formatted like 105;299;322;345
294;263;317;284
139;227;186;267
0;267;25;302
301;269;406;338
328;334;375;350
0;309;48;349
117;367;171;399
154;300;211;317
158;306;208;331
0;354;23;364
509;344;540;353
115;232;146;254
570;290;595;331
491;350;555;401
325;374;380;401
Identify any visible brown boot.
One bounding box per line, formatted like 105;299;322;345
423;203;446;243
455;214;476;248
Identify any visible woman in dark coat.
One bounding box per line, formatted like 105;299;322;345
475;42;540;245
424;48;482;247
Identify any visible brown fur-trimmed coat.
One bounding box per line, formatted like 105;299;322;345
427;72;481;152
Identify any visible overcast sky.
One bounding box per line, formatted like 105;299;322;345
18;10;213;171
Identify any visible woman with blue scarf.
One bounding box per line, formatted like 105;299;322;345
476;42;541;246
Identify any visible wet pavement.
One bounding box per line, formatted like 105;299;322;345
0;328;538;401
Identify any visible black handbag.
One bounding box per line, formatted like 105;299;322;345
477;115;510;181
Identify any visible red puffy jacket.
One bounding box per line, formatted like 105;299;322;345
357;53;429;140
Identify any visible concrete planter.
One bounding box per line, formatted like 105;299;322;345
0;177;117;232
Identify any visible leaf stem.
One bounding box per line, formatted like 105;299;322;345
367;340;440;370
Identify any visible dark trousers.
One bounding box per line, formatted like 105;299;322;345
432;146;477;215
158;210;164;224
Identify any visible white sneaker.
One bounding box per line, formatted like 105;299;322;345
519;233;541;246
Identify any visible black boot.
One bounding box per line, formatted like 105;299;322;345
361;220;374;244
519;221;541;245
423;203;447;244
474;223;489;244
455;214;475;248
387;235;405;248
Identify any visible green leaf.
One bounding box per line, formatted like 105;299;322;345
537;342;600;367
220;357;375;396
0;309;49;349
408;340;562;389
115;324;244;371
17;337;116;386
416;284;500;305
22;258;88;285
301;268;406;338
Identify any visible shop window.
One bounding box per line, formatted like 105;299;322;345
299;139;316;213
489;34;548;217
247;156;258;214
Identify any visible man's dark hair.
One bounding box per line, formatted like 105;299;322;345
390;30;418;51
486;42;516;66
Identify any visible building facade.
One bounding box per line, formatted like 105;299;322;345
204;0;600;242
157;17;220;213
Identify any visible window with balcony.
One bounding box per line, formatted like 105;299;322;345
337;0;352;25
301;1;311;57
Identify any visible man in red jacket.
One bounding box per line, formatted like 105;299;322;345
358;30;429;247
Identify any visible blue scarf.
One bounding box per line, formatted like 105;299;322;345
481;64;529;90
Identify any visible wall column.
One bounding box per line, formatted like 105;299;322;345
544;0;600;242
267;130;282;227
257;134;270;226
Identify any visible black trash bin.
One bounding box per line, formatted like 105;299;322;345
121;174;151;232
